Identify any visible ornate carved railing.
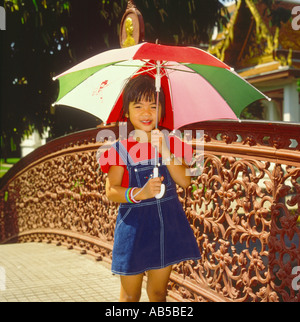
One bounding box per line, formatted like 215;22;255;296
0;120;299;302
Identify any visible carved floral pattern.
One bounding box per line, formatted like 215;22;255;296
176;155;299;302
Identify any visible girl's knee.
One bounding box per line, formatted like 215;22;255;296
120;290;141;302
120;274;143;302
146;287;167;302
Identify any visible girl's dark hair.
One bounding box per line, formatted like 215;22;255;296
122;74;166;121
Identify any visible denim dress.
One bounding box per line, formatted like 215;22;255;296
111;141;201;276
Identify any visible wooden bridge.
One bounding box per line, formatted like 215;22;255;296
1;120;300;302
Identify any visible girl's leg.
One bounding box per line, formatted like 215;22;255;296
146;265;172;302
120;273;144;302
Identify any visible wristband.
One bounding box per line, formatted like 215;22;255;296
125;188;134;203
125;187;141;204
130;187;141;204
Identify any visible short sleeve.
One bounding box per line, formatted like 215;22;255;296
98;142;129;187
98;143;126;174
169;135;193;165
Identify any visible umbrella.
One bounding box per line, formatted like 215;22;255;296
53;42;270;131
53;42;270;199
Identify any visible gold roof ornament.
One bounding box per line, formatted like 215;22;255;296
120;0;145;48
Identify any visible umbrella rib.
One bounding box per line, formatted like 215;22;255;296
163;65;198;74
111;60;200;78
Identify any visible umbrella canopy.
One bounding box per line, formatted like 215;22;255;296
53;42;269;130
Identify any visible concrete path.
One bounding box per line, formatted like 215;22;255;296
0;242;150;302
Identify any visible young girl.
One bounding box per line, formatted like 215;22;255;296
99;75;200;302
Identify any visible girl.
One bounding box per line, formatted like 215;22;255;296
99;75;200;302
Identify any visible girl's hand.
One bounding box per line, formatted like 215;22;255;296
136;176;164;200
151;129;168;156
151;130;192;189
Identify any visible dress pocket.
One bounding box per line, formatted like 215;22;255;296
134;165;173;188
133;165;154;187
115;207;132;232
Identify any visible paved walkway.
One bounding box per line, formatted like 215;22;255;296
0;242;150;302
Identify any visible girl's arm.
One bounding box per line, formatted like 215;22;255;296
106;165;164;203
105;166;127;203
164;156;191;189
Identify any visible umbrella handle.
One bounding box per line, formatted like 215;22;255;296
155;61;161;130
154;60;165;199
153;166;165;199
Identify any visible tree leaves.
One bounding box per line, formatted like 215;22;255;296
1;0;228;158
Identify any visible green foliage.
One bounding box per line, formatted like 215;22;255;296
1;0;72;158
252;0;291;27
240;101;265;120
1;0;228;159
1;0;293;160
134;0;228;45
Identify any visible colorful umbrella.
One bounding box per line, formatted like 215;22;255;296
53;42;270;130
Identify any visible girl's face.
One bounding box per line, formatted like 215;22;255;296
128;95;161;137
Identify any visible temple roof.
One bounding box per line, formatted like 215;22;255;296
210;0;300;78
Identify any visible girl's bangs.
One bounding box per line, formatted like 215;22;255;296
133;90;156;103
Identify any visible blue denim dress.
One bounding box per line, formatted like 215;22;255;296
111;141;201;275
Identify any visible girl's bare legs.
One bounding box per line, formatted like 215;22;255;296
119;265;172;302
146;265;172;302
120;273;144;302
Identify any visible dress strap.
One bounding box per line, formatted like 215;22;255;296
113;141;135;166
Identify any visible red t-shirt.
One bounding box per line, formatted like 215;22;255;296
99;136;193;187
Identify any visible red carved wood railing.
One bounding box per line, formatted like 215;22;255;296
0;120;299;302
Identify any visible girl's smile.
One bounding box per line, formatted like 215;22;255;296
128;96;162;138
